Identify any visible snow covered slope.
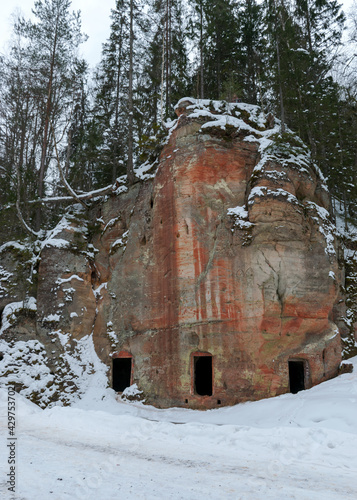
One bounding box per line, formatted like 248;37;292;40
1;357;356;500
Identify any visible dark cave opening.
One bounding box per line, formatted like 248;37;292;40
289;360;305;394
194;355;213;396
113;357;132;392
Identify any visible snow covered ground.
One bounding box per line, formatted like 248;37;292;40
1;357;357;500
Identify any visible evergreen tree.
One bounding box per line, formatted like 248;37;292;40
236;0;265;104
206;0;239;99
63;60;98;193
92;0;131;185
263;0;345;145
188;0;240;100
91;0;152;185
0;48;37;211
294;0;345;62
141;0;189;123
11;0;87;230
189;0;206;98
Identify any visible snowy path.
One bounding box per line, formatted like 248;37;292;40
12;416;357;499
1;357;357;499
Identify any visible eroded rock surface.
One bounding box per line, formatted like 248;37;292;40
0;99;344;408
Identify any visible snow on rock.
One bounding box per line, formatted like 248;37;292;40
121;383;145;402
56;275;84;285
228;205;249;219
40;206;89;251
49;329;70;347
306;201;330;221
0;265;12;299
0;297;37;335
106;322;118;345
0;339;56;406
227;205;254;229
305;201;337;257
134;160;158;180
248;186;299;206
41;237;70;249
43;313;61;323
0;240;29;253
94;282;107;299
110;230;129;253
174;97;326;189
0;240;38;303
201;113;258;134
113;176;128;195
0;300;107;407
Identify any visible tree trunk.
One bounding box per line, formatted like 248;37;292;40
200;1;204;99
51;122;88;209
274;0;285;133
276;37;285;133
127;0;135;186
113;17;124;183
36;16;59;230
16;125;38;237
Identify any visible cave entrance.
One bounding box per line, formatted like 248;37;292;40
289;360;305;394
112;356;132;393
194;355;213;396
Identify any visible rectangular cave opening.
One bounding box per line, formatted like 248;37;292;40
113;357;132;393
194;355;213;396
289;360;305;394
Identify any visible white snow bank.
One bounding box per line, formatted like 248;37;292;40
0;357;356;499
66;356;357;434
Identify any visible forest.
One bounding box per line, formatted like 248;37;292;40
0;0;356;236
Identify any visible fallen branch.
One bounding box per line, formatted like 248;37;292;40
26;183;116;205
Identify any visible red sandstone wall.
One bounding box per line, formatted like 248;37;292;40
90;112;341;408
35;105;342;409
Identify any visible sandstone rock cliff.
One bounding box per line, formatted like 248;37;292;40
0;99;345;408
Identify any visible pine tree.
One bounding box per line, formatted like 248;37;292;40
263;0;346;149
189;0;206;98
12;0;87;230
263;0;294;130
291;0;345;157
142;0;189;122
203;0;239;99
63;60;97;193
236;0;265;104
91;0;153;185
92;0;130;185
0;48;36;231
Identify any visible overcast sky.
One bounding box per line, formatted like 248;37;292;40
0;0;355;70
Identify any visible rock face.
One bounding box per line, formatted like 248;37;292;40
0;99;343;408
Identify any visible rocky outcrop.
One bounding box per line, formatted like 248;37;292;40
0;99;344;408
